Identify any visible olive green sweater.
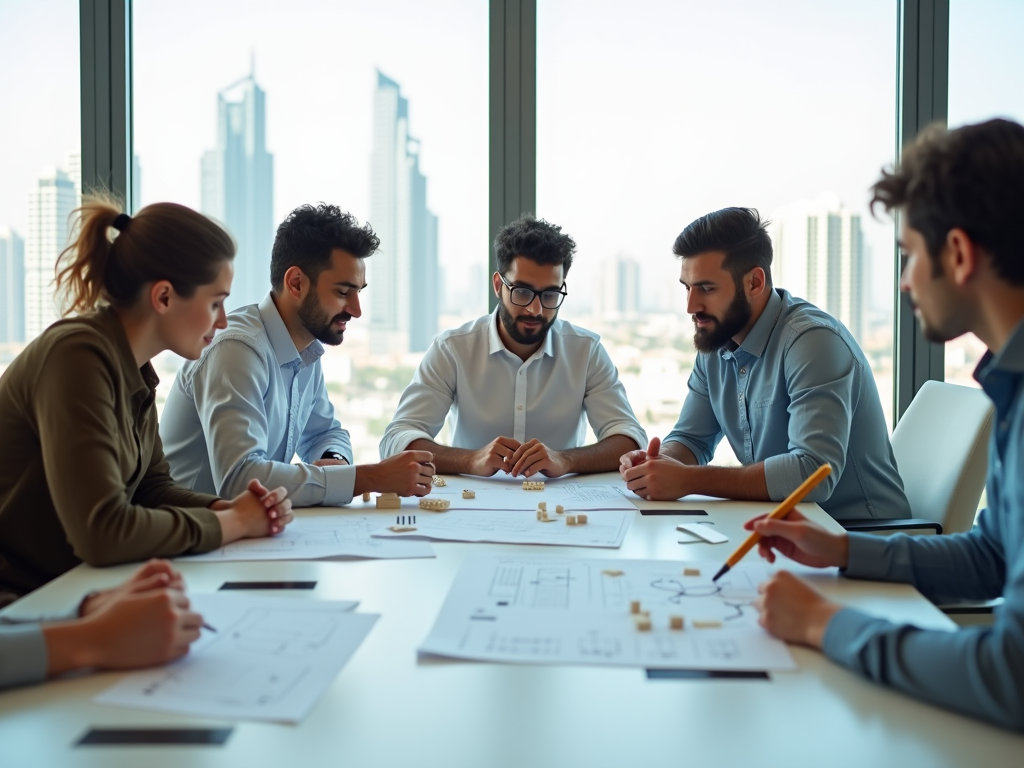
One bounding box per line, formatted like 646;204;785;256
0;308;222;602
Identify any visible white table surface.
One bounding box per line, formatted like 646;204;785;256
2;473;1021;767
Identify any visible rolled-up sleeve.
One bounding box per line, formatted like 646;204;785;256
582;343;645;449
664;357;722;464
763;328;854;503
192;339;355;507
0;624;48;690
380;339;457;459
296;369;353;464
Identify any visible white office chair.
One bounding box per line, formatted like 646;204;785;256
838;380;994;536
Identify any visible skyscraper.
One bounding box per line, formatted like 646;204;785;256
201;71;274;310
770;195;867;343
0;226;25;344
369;71;439;354
600;254;641;317
25;166;77;341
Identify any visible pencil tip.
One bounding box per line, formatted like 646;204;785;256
711;565;729;582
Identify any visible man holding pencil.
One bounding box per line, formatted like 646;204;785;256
752;118;1024;732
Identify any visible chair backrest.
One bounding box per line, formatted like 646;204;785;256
891;380;994;534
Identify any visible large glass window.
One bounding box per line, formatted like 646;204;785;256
945;0;1024;386
0;0;81;367
538;0;899;457
133;0;487;461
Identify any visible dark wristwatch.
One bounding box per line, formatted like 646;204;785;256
321;451;345;462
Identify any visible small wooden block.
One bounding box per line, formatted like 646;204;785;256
536;509;543;520
669;616;684;630
431;475;447;487
693;619;723;629
630;600;641;615
602;569;625;577
388;525;417;533
555;505;565;514
683;567;701;577
361;492;371;502
577;514;588;525
537;502;547;512
462;490;476;499
540;516;557;523
376;496;401;509
635;616;652;632
522;481;545;491
566;515;577;525
418;498;451;512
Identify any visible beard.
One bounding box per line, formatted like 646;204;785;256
298;290;350;346
692;290;753;353
498;301;556;345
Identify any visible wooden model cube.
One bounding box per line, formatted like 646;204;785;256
577;514;588;524
376;493;401;510
522;480;545;491
566;515;577;525
635;616;652;632
669;616;684;630
555;505;565;514
630;600;641;615
432;475;447;487
683;567;701;577
362;492;371;502
537;501;547;512
462;490;476;499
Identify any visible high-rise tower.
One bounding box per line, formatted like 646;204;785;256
201;71;274;310
369;71;439;354
0;226;25;343
25;166;77;340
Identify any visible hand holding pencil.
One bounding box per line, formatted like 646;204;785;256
712;464;834;582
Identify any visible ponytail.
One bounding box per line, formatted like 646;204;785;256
56;193;235;315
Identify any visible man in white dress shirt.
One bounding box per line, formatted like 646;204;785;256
380;216;647;478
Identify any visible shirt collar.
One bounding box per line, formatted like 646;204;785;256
975;316;1024;384
96;306;159;397
733;287;784;359
257;293;324;367
488;308;556;359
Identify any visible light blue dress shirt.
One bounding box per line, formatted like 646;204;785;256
160;294;355;507
0;606;77;690
380;311;647;458
824;317;1024;732
665;288;910;520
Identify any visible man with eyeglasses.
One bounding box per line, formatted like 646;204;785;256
380;215;646;478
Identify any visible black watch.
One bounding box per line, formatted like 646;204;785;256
321;451;345;461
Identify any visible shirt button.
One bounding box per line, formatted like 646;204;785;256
740;367;747;375
517;405;524;411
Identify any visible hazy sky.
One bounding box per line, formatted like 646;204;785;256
1;0;1022;316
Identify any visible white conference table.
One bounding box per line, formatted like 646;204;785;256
2;472;1022;767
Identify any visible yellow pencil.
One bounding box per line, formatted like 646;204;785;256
711;464;832;582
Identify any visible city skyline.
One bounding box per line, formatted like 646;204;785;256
0;227;25;344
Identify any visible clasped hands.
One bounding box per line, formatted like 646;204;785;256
618;436;693;500
472;437;571;478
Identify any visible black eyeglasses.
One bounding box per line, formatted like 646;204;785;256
497;273;568;309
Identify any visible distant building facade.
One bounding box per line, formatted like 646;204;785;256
0;226;25;343
25;166;77;340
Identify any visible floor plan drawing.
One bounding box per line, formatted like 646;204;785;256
419;555;796;671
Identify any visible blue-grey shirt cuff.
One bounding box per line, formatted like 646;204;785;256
821;605;887;670
841;532;895;580
323;464;357;506
763;453;807;502
0;624;48;690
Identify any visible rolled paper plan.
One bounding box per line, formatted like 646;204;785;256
711;464;833;582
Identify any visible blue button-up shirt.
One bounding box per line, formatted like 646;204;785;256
824;317;1024;732
665;288;909;520
380;310;647;458
160;294;355;507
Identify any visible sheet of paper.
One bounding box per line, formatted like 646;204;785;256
419;555;796;671
350;483;639;512
372;508;632;548
176;514;435;562
96;594;376;723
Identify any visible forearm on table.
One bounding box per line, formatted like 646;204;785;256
685;461;770;500
660;441;698;465
406;439;474;475
561;435;639;474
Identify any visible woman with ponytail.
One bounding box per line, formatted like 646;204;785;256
0;196;294;606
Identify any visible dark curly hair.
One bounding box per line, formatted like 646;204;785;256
494;215;576;276
673;207;773;289
871;118;1024;285
271;203;380;291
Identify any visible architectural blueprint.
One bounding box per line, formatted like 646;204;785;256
177;514;435;562
96;594;376;723
419;555;796;671
372;508;632;548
